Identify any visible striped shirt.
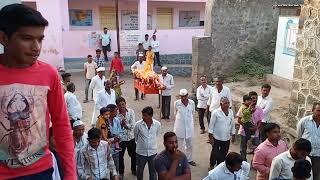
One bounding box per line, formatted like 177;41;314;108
78;141;117;180
94;56;105;68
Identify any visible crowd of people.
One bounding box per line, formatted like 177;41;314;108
1;3;320;180
60;56;320;180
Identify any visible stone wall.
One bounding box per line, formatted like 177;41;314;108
192;0;278;88
288;0;320;129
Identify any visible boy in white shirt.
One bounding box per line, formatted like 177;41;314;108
84;54;97;103
151;34;161;67
78;128;120;180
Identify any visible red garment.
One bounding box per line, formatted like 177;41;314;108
0;60;76;180
110;57;124;74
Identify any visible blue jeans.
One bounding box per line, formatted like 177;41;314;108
12;168;53;180
136;154;157;180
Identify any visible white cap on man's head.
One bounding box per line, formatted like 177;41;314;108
73;120;84;128
96;67;105;72
179;89;188;96
161;66;168;71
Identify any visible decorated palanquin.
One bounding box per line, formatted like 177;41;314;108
133;69;161;94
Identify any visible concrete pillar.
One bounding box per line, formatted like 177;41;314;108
0;0;21;54
36;0;65;70
60;0;69;31
138;0;147;32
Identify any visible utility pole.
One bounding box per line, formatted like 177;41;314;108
115;0;120;53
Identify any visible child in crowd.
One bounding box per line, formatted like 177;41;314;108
96;107;110;141
136;43;145;60
110;69;125;97
144;45;154;72
103;104;123;174
78;128;120;180
237;95;255;143
110;52;124;78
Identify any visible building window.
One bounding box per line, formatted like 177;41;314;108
69;9;93;26
100;7;116;30
156;8;173;29
179;11;200;27
121;11;153;30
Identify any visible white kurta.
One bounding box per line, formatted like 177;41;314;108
173;99;195;139
89;75;105;126
91;89;116;125
95;89;116;111
89;75;106;102
159;74;174;96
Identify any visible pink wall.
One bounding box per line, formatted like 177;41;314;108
150;0;205;2
62;29;204;58
64;0;205;58
68;0;205;30
23;0;65;70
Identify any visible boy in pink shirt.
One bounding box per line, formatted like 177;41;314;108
252;123;287;180
0;4;76;179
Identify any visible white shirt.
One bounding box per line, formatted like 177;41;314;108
64;91;82;120
118;108;135;141
208;107;235;141
75;133;88;155
95;89;116;111
75;133;88;166
51;152;61;180
197;85;212;108
78;141;117;180
203;161;250;180
131;61;146;72
134;119;161;156
257;95;273;123
89;75;106;102
174;99;195;139
207;85;232;112
101;33;111;46
151;40;160;52
142;39;150;50
297;115;320;156
159;74;174;96
84;62;97;80
269;150;313;180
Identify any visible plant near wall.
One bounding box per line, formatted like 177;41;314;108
233;48;273;78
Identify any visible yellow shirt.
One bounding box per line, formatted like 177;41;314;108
144;50;154;72
96;115;109;140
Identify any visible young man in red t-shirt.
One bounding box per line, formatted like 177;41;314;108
0;4;76;179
